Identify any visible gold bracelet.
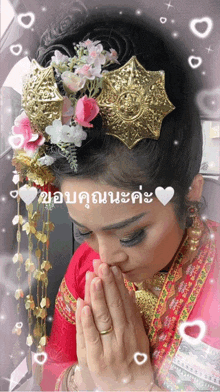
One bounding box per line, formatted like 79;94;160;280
67;364;79;391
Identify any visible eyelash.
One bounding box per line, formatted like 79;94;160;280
77;228;147;248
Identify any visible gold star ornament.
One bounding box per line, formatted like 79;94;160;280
22;60;63;135
96;56;175;149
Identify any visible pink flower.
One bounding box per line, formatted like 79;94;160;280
75;64;102;80
79;39;101;48
9;111;45;154
87;44;106;67
75;96;99;128
106;48;120;64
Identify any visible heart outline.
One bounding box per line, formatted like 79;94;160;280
10;190;19;198
188;56;203;69
134;351;148;366
160;17;167;24
17;12;35;29
15;322;23;329
155;186;174;206
8;134;24;149
34;352;48;365
19;185;37;205
10;44;22;56
189;17;213;39
179;319;206;346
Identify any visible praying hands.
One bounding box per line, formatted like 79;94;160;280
75;259;156;391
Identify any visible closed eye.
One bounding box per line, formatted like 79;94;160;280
77;227;147;247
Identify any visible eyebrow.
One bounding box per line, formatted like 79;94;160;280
69;212;148;231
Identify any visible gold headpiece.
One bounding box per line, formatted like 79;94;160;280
22;60;63;135
97;56;175;148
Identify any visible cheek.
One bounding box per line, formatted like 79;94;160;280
129;220;180;267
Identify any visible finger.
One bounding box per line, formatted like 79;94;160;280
93;259;102;275
111;266;137;323
81;305;103;366
85;271;96;305
97;264;127;330
76;298;87;366
90;277;113;335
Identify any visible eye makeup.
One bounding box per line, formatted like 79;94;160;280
77;227;148;248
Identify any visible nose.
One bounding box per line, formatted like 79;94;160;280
97;233;128;266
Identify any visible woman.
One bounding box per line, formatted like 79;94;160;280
11;10;220;391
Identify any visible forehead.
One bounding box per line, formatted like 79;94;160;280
60;178;168;229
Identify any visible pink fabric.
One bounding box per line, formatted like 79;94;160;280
40;220;220;391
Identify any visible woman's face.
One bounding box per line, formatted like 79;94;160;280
61;179;185;282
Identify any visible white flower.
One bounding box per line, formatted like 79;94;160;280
60;124;87;147
79;39;101;48
51;50;69;65
45;119;64;144
75;64;102;80
106;48;120;64
38;155;56;166
87;44;106;67
45;119;87;147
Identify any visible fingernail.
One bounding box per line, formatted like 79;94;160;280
95;278;102;291
82;306;91;317
77;298;81;309
111;266;119;277
86;271;90;281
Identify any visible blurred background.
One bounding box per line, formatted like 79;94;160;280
0;0;220;390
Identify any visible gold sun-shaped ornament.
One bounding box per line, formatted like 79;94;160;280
22;60;63;136
96;56;175;149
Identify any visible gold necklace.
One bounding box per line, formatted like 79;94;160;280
134;272;167;329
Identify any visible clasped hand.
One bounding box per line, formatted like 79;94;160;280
75;260;154;391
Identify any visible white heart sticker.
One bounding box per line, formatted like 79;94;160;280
10;190;19;198
15;322;23;329
155;186;174;206
8;134;24;149
17;12;35;29
19;185;37;205
10;44;22;56
160;17;167;24
179;320;206;346
134;351;148;366
188;55;203;69
34;351;48;365
189;17;213;39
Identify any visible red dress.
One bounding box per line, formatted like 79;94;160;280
40;219;220;391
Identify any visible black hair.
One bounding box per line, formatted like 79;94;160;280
36;8;203;228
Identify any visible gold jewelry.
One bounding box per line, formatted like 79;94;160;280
134;272;167;329
187;205;203;252
22;60;63;135
97;56;175;148
145;271;167;291
99;325;113;335
60;364;78;391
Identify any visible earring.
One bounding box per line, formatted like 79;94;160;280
187;205;203;251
